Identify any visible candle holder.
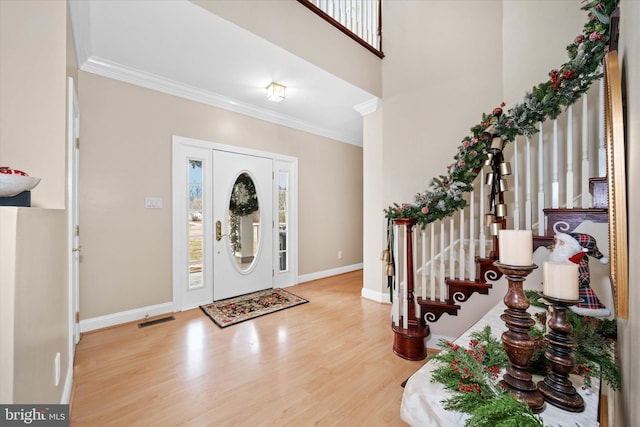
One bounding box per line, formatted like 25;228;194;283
494;262;545;413
537;294;585;412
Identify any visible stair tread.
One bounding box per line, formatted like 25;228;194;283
446;278;492;288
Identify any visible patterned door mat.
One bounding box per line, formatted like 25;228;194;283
200;288;308;328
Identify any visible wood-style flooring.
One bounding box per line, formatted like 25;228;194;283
70;270;427;426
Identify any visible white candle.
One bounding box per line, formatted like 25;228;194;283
543;261;579;300
498;229;533;266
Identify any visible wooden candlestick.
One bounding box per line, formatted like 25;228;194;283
537;294;585;412
494;262;545;413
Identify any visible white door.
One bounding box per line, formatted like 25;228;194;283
67;77;80;346
213;150;273;300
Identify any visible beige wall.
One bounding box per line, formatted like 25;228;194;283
0;0;70;405
0;0;67;209
78;71;363;319
0;208;68;403
362;0;504;303
618;1;639;426
190;0;382;97
502;0;585;106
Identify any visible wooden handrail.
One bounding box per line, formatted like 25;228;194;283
297;0;384;58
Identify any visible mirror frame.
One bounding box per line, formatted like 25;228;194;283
604;50;628;319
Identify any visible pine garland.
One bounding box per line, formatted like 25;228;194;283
430;327;543;426
429;298;619;425
385;0;618;227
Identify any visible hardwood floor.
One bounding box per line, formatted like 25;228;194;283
70;270;426;426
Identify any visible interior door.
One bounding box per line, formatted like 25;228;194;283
67;77;80;346
213;150;273;300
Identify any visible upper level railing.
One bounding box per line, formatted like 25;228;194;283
297;0;383;58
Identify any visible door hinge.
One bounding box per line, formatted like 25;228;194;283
76;225;80;236
75;137;80;149
272;269;275;277
75;312;80;323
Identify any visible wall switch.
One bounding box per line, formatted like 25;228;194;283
145;197;163;209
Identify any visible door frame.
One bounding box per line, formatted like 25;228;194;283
64;76;80;403
172;135;298;311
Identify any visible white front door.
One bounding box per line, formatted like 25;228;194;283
67;77;80;347
212;150;273;300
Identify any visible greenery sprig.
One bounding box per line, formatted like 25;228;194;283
385;0;618;228
430;327;543;426
430;297;619;425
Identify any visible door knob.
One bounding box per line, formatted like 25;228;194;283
216;220;222;241
72;245;82;252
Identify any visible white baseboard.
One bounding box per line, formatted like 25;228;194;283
79;302;174;333
297;263;363;284
60;362;73;404
361;287;391;303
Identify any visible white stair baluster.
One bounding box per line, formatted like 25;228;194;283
566;105;574;208
525;136;533;230
402;223;408;330
479;171;486;257
468;190;476;282
430;223;435;302
392;223;400;326
439;221;446;302
598;72;606;177
459;208;465;280
449;217;455;279
538;122;546;235
421;228;427;300
552;119;560;209
513;138;520;229
582;93;592;208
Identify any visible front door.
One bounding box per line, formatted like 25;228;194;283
212;150;273;300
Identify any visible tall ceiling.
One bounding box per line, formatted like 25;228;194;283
69;0;377;146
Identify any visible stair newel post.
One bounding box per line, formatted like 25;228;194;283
391;218;429;361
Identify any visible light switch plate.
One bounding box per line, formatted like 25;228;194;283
145;197;163;209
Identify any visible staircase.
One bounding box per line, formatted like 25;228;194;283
389;82;610;357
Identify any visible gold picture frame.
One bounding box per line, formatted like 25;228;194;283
604;50;628;319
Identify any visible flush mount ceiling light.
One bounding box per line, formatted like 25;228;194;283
266;82;286;103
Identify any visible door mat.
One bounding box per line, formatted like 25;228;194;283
200;288;308;328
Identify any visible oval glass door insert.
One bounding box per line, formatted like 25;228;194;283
228;172;260;271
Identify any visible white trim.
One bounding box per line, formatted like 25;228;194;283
354;97;381;116
80;56;362;146
297;263;363;285
60;366;73;404
173;136;297;163
360;287;391;303
79;302;174;333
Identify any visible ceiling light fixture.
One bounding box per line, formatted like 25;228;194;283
266;82;286;103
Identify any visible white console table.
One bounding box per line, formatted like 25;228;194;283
400;301;600;427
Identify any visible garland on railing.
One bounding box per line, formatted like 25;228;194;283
384;0;618;228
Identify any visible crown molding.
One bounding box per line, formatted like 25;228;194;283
79;56;362;146
354;98;382;116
